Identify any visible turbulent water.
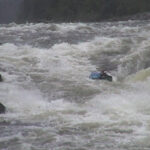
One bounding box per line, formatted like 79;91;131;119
0;20;150;150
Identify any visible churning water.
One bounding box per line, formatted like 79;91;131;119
0;20;150;150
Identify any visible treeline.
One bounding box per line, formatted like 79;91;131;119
4;0;150;23
20;0;150;22
0;0;22;23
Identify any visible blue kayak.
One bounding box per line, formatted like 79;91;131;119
89;72;101;79
89;72;112;81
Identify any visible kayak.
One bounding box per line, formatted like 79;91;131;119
89;72;112;82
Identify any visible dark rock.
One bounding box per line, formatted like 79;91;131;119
0;74;3;82
0;103;6;114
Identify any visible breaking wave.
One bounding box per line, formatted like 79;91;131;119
0;20;150;150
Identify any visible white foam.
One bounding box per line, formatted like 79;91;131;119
1;22;150;148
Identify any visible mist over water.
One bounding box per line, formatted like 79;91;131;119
0;20;150;150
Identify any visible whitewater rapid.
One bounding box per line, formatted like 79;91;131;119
0;21;150;150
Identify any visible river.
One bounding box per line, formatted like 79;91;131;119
0;20;150;150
